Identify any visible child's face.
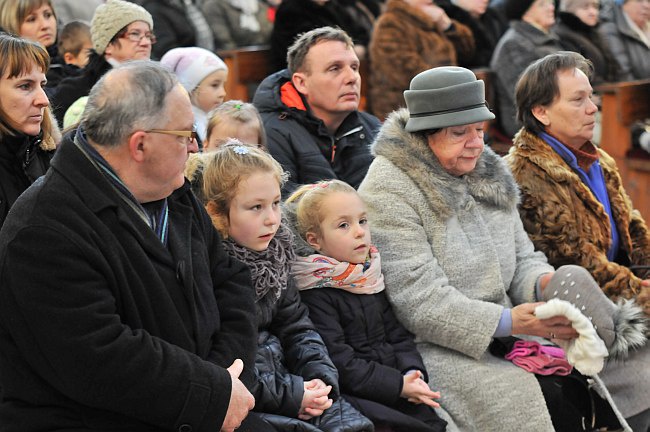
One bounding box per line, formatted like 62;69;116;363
228;171;281;251
307;192;371;264
205;118;261;152
193;69;227;113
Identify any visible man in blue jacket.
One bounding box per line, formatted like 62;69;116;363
253;26;380;197
0;61;263;432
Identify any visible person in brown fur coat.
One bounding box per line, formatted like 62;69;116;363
368;0;474;120
506;52;650;320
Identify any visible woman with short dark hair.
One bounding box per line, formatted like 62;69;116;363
507;51;650;431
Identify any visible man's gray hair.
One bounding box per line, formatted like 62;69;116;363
82;61;178;147
287;26;354;74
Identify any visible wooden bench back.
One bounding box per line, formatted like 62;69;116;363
597;78;650;221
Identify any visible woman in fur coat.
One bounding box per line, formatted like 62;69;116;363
357;66;623;431
506;51;650;430
368;0;474;120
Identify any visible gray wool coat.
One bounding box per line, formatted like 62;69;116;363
357;110;557;431
489;21;562;138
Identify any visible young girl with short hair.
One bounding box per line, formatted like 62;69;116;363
204;100;267;151
200;143;373;432
286;180;448;432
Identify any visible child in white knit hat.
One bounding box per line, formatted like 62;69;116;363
160;47;228;143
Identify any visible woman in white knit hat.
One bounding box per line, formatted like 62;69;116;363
49;0;154;126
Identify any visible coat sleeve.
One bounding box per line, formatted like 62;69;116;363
598;21;635;81
445;19;475;64
204;215;258;389
359;159;505;360
272;280;340;396
379;292;429;378
266;125;301;196
490;34;543;137
0;224;232;432
300;289;405;406
201;1;235;50
370;17;440;91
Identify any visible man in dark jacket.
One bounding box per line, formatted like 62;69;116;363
253;26;380;197
0;61;262;431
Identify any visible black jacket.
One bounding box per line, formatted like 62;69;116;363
252;271;373;432
555;12;620;85
253;69;379;197
141;0;197;59
49;52;112;126
0;130;257;431
299;288;447;432
437;1;509;69
0;131;53;229
254;278;339;416
269;0;372;72
299;288;425;406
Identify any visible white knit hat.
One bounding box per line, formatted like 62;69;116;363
160;47;228;92
91;0;154;55
540;265;647;360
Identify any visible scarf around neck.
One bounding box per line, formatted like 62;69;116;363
223;222;295;303
292;246;385;294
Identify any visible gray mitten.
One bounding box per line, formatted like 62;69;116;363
542;265;647;359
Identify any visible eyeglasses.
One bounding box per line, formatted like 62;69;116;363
145;129;198;144
120;30;157;44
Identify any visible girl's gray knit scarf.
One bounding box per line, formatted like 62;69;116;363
223;223;296;303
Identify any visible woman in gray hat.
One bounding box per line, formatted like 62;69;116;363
357;66;627;431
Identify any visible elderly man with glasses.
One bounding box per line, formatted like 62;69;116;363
49;0;156;127
0;61;273;432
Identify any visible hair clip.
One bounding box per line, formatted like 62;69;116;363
307;182;330;190
231;145;250;155
234;103;242;110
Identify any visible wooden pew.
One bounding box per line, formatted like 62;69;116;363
217;45;369;111
596;79;650;222
218;45;272;102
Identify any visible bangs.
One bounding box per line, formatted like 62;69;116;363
0;36;49;79
16;0;55;23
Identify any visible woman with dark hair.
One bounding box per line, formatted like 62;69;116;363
507;51;650;431
0;33;58;228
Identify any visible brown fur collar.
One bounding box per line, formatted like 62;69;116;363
508;129;650;316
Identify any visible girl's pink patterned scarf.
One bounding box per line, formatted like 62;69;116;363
292;246;385;294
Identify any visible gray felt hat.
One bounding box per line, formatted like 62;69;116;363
404;66;495;133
